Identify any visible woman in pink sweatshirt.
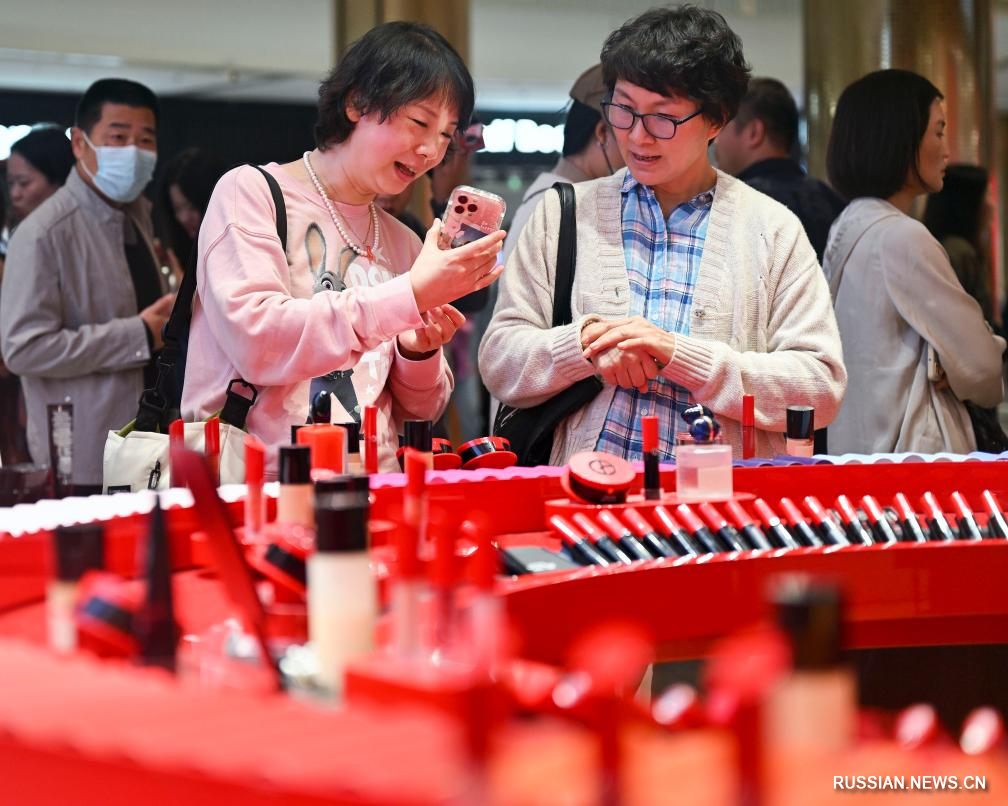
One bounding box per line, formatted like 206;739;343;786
182;22;505;473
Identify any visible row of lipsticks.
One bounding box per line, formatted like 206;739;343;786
550;490;1008;567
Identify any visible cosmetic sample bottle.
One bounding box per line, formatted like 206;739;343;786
276;445;313;528
48;522;105;653
403;419;434;470
307;493;375;695
343;422;363;475
765;577;855;755
785;406;815;458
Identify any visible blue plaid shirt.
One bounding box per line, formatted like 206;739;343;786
595;173;715;460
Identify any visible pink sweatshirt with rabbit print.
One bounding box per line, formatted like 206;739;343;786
182;163;452;474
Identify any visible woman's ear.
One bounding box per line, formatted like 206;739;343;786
594;118;609;146
345;91;362;123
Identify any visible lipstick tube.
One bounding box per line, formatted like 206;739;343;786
243;436;266;543
893;493;928;543
697;502;750;551
802;496;850;546
430;516;458;650
724;500;773;550
921;491;957;541
981;490;1008;539
204;416;220;486
586;511;654;561
599;509;674;559
641;414;661;499
363;406;379;474
392;450;427;659
779;497;824;547
169;419;185;488
462;519;503;675
741;394;756;460
834;495;873;545
860;495;898;544
752;498;801;549
651;505;702;557
675;503;724;554
571;512;634;564
549;515;611;566
950;491;983;541
623;507;680;558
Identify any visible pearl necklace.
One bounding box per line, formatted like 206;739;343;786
302;151;381;260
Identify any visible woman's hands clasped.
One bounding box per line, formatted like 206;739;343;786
581;316;676;393
409;219;506;313
397;304;466;360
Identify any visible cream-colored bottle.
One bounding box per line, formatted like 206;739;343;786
307;493;375;696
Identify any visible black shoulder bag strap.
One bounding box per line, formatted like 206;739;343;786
134;165;286;432
550;181;578;327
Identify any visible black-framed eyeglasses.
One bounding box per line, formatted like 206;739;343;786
600;101;703;140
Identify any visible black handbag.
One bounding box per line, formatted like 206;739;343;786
965;401;1008;453
492;182;604;466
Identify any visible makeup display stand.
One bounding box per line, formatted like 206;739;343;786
0;455;1008;801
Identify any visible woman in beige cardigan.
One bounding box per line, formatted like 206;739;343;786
479;6;846;464
823;70;1005;455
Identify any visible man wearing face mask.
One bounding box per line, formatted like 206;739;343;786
0;78;173;493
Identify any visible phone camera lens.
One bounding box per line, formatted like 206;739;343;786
467;203;478;213
457;194;468;204
454;205;465;214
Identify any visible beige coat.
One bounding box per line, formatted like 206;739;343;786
824;197;1005;455
479;168;847;463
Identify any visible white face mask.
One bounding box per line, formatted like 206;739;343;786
80;131;157;203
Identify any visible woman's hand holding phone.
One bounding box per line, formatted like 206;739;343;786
410;219;505;313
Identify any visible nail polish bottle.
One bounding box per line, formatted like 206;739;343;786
785;406;815;458
276;445;313;528
49;521;105;653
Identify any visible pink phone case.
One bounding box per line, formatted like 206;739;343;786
438;185;506;250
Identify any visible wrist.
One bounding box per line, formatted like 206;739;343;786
397;336;437;362
657;333;677;369
579;315;602;351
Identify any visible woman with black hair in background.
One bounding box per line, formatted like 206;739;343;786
153;147;228;276
922;164;996;326
824;70;1004;455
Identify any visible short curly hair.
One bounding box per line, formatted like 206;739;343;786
600;5;751;127
315;21;474;150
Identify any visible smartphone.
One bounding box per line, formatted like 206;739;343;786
438;185;506;250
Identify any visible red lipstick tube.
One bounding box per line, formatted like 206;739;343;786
571;512;634;565
623;506;680;558
204;416;220;486
652;505;702;557
802;495;850;545
778;497;824;547
950;491;983;541
243;436;266;542
859;495;898;544
549;515;611;567
981;490;1008;539
169;419;185;488
598;509;673;559
741;394;755;459
921;491;957;541
752;498;801;549
363;405;379;474
697;502;749;551
834;495;873;545
893;493;928;543
641;414;661;499
724;500;773;550
675;503;724;554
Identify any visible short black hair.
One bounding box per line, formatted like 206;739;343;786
600;5;750;127
74;78;160;135
827;69;943;201
735;77;798;152
10;126;74;186
562;100;601;157
315;21;474;149
922;163;989;249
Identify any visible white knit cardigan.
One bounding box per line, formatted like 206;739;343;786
478;168;847;463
